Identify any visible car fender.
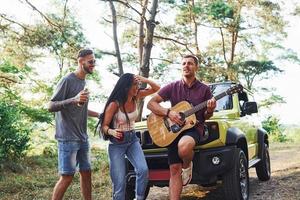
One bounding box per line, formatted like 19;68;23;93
226;127;248;160
257;128;269;160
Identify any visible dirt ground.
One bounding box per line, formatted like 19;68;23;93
146;143;300;200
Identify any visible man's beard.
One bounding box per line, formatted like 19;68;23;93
82;64;93;74
183;72;194;79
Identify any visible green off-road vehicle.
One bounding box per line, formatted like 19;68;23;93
125;82;271;200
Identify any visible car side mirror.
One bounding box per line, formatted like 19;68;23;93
242;102;258;115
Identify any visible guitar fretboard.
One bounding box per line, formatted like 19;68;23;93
183;91;227;117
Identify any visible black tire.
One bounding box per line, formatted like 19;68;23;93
125;184;150;200
255;143;271;181
223;148;249;200
200;182;217;187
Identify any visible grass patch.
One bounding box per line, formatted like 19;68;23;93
269;141;300;151
0;147;112;200
268;126;300;143
285;127;300;143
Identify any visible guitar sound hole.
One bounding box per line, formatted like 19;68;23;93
171;124;181;133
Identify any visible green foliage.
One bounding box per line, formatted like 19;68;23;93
176;5;192;25
0;61;54;163
0;60;32;82
197;65;228;83
152;62;169;79
22;107;53;124
0;150;108;199
22;15;88;62
277;48;300;64
257;1;286;34
262;116;287;142
42;145;57;158
237;60;282;90
91;148;109;172
0;102;31;162
1;4;89;70
293;5;300;15
259;93;286;108
0;61;53;123
285;126;300;143
206;0;233;21
262;116;281;134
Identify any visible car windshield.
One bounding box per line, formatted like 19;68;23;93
209;83;233;111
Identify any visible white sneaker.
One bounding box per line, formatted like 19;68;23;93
181;161;193;186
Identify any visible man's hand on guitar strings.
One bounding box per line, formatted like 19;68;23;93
168;110;185;126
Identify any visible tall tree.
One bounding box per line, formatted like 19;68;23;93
98;0;296;117
152;0;292;84
137;0;159;120
108;0;124;76
100;0;160;120
0;0;89;74
237;60;282;90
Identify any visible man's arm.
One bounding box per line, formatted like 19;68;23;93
147;94;184;125
48;89;88;112
88;110;100;118
48;98;76;112
147;94;169;116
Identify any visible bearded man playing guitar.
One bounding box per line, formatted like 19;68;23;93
147;54;216;200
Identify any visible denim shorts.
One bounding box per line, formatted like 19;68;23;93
57;140;91;175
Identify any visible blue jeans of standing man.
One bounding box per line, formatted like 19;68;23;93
108;130;148;200
58;140;91;175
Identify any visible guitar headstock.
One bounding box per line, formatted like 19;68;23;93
226;84;243;95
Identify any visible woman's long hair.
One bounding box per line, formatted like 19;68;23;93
97;73;135;140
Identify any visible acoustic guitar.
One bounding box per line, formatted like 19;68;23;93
147;84;243;147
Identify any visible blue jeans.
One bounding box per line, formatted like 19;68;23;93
108;131;148;200
57;140;91;175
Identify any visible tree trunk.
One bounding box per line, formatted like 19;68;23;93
136;0;159;121
138;0;148;66
190;0;200;56
109;0;123;76
228;3;242;81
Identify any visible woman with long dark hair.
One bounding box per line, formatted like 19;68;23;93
100;73;160;200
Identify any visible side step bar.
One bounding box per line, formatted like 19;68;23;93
248;158;261;168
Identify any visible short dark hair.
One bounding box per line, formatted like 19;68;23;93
77;49;94;58
183;54;199;66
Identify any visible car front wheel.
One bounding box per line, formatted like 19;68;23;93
223;148;249;200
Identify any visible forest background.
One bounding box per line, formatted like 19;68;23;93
1;0;300;199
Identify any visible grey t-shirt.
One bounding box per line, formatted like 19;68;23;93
51;73;88;141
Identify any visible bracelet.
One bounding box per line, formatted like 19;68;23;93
166;109;171;117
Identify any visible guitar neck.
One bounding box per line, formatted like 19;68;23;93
184;91;227;117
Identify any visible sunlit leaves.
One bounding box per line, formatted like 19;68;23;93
206;0;233;21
